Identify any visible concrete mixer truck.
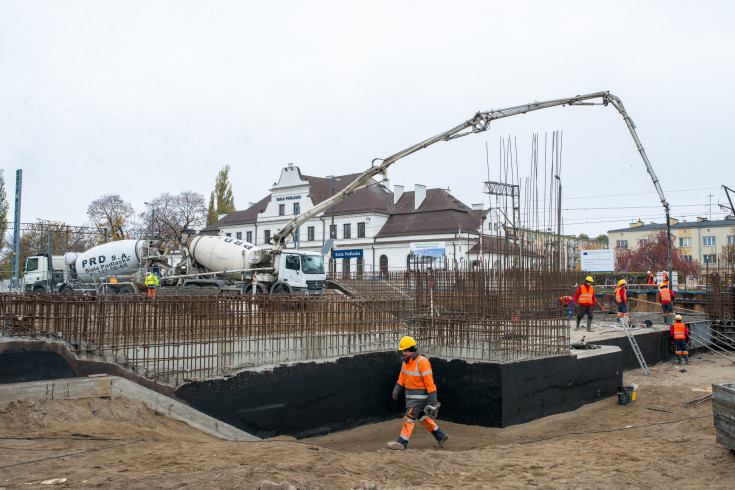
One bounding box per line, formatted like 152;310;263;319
20;230;326;295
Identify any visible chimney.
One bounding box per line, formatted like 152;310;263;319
287;162;294;169
697;217;708;222
415;184;426;209
629;219;644;228
472;203;483;210
668;217;679;225
394;185;404;204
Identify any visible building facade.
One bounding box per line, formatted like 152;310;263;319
202;164;497;273
607;217;735;266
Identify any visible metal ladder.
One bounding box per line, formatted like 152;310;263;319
620;316;650;375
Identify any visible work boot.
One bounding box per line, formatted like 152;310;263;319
684;354;690;365
387;439;407;451
575;318;581;330
432;428;449;449
586;318;593;332
676;354;682;365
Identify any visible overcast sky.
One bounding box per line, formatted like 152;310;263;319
1;1;733;239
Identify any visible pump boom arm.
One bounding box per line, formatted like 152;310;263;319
272;90;671;279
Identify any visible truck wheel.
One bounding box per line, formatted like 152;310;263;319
59;285;74;294
32;285;47;295
270;282;292;294
245;284;264;294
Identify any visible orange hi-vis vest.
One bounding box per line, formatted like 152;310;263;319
397;354;437;400
615;286;626;303
659;288;673;304
578;284;595;306
672;322;687;340
647;274;655;285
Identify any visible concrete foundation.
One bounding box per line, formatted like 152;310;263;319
1;337;631;440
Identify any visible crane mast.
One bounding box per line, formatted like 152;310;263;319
271;91;672;279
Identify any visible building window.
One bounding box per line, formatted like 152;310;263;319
236;232;242;240
703;254;717;265
246;231;253;243
307;226;315;242
683;255;693;262
379;255;388;274
703;236;716;247
278;204;285;216
356;257;363;274
225;233;231;237
616;240;628;249
293;203;300;215
679;237;692;247
343;223;351;239
728;235;735;245
357;222;366;238
639;239;648;246
264;230;271;243
330;225;337;239
342;258;350;274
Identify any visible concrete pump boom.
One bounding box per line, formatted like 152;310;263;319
272;91;673;281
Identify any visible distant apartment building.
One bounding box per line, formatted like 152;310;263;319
607;217;735;266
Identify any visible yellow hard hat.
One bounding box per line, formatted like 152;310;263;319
399;336;417;351
585;276;594;283
618;279;626;286
660;283;667;288
675;314;682;321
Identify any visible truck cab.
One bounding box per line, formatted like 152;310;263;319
259;250;326;293
21;254;67;293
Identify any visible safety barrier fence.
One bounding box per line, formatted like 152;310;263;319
1;270;574;386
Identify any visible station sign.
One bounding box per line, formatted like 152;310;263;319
332;249;363;259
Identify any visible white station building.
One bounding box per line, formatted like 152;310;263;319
202;164;509;273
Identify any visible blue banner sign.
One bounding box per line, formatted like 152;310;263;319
333;249;363;259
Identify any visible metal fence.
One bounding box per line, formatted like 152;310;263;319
1;269;573;386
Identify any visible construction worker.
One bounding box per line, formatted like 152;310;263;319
646;271;655;286
573;276;595;332
145;270;159;299
670;314;690;365
559;295;574;318
388;336;449;450
615;279;629;324
662;271;669;287
657;283;674;325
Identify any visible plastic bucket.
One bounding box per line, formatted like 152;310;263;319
631;383;639;401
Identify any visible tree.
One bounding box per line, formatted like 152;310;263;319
578;233;590;240
139;191;207;245
0;170;8;250
0;221;94;279
87;195;135;242
594;234;609;246
207;165;236;225
614;229;700;276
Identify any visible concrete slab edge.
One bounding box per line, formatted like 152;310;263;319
0;376;260;442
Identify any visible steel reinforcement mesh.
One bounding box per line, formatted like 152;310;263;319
1;270;575;386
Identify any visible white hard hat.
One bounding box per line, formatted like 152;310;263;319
647;270;651;274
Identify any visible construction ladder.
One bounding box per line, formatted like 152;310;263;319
621;316;650;375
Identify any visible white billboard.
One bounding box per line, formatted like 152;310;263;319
580;249;614;272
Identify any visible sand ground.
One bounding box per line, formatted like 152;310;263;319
1;351;734;489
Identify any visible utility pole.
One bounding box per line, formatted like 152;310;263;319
11;170;22;289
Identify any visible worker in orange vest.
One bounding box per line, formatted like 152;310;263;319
657;283;675;326
646;271;655;286
559;295;574;318
573;276;595;332
615;279;629;324
662;271;669;287
670;314;690;365
388;336;449;450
